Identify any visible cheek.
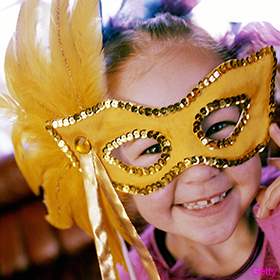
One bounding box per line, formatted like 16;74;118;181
226;155;262;203
227;155;261;184
133;182;175;224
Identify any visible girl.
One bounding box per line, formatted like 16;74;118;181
1;1;280;279
103;4;280;280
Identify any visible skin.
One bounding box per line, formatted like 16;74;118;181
109;39;280;277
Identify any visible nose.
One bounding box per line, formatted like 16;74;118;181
178;164;220;184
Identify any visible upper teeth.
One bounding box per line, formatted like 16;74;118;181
183;191;227;210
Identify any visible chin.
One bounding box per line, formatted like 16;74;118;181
187;218;239;246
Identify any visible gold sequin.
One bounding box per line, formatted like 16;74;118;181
209;75;216;83
52;120;58;128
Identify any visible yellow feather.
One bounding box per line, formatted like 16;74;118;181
1;0;106;232
0;93;18;119
0;2;160;278
43;163;75;229
49;0;82;111
70;0;106;106
5;3;58;119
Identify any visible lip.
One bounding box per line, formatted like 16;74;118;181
177;187;232;205
176;188;233;217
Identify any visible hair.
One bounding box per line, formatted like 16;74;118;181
103;13;235;75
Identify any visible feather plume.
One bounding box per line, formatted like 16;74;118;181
0;93;18;122
70;0;105;106
1;0;105;232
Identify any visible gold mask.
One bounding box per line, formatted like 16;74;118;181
47;46;277;195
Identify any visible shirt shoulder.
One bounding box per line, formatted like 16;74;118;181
117;225;188;279
253;165;280;267
117;225;160;280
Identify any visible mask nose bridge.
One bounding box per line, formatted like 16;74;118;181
169;107;202;158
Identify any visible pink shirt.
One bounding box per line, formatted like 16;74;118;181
118;166;280;279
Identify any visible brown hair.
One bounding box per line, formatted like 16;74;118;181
104;13;233;75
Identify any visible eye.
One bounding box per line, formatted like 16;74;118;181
205;121;237;138
201;106;241;140
141;143;162;155
110;137;164;167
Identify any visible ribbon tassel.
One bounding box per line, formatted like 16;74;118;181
80;151;160;280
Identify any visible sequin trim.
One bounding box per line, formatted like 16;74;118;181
194;94;251;149
113;141;268;195
48;46;276;129
102;129;171;176
45;46;277;194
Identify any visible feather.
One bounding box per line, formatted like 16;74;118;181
5;2;58;118
0;93;18;117
0;1;159;278
49;0;82;111
1;0;106;231
70;0;105;106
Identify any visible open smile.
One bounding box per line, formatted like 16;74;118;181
177;187;234;217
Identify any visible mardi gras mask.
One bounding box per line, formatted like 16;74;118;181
1;0;276;279
47;46;277;195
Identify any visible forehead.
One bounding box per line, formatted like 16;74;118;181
110;41;223;107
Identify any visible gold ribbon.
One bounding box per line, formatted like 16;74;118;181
80;151;160;280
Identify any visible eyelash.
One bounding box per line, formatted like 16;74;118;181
141;144;162;155
205;121;237;137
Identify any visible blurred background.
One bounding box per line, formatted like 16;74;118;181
0;0;280;279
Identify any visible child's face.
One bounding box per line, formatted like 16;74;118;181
110;40;262;245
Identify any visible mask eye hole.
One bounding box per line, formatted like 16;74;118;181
193;95;250;149
103;130;171;175
112;138;163;167
202;106;241;140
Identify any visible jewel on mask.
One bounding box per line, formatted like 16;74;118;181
74;136;92;154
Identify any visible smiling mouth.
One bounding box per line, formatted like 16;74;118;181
180;188;233;210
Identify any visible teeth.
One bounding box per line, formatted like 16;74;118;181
183;190;228;210
221;192;226;198
210;196;220;204
197;200;208;207
187;202;195;209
